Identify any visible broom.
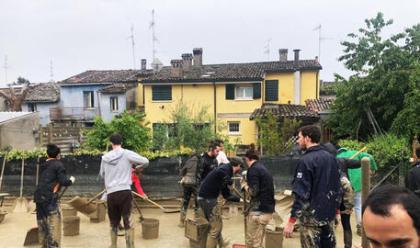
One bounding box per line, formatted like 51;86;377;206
14;158;27;213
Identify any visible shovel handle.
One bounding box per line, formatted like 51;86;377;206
132;191;164;210
86;189;106;205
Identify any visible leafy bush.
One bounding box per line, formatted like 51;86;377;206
338;133;410;169
84;111;151;151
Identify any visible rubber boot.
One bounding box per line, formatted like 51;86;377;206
125;228;135;248
206;236;218;248
356;224;362;236
343;229;352;248
217;235;230;248
178;211;186;228
109;229;117;248
49;212;61;247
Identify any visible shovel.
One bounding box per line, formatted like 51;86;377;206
0;154;7;192
67;189;106;215
131;192;144;222
131;191;180;213
23;184;68;246
14;158;28;213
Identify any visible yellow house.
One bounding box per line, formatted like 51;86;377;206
140;48;321;145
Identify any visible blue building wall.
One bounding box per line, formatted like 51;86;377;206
22;102;59;126
99;93;126;122
60;84;109;108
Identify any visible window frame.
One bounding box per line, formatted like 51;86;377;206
228;122;240;135
110;96;119;112
152;85;172;101
234;85;253;100
83;91;95;108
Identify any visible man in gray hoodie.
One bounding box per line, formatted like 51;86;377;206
100;133;149;248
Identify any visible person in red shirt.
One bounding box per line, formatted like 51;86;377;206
131;166;146;197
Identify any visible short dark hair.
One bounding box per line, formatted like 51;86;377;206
229;157;243;167
298;125;321;144
208;142;219;152
47;144;60;158
245;148;259;161
110;133;123;145
362;185;420;234
214;139;224;146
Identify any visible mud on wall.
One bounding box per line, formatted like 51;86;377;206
0;155;300;198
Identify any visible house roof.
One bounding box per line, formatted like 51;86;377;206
24;82;60;103
250;103;319;121
0;112;36;124
142;60;321;83
60;70;152;85
99;83;135;94
305;98;334;113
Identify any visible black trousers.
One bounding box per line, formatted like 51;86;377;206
107;190;132;230
182;184;198;212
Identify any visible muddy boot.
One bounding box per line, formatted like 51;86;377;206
125;228;135;248
206;236;218;248
118;224;125;236
343;229;352;248
178;211;186;228
217;235;230;248
356;224;362;236
110;229;118;248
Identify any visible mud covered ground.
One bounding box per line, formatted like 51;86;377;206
0;197;361;248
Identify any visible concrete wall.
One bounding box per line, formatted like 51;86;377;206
0;113;39;150
98;93;126;122
22;102;58;126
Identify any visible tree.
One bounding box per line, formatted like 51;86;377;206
84;111;151;151
329;13;420;139
0;77;31;111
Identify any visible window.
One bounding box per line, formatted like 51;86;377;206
152;85;172;101
83;91;95;108
153;123;177;138
235;85;253;100
110;97;118;112
28;103;37;112
265;80;279;101
228;122;240;134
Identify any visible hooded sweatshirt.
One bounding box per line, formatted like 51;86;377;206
100;147;149;194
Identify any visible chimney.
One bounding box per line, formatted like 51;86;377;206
293;49;300;63
279;49;288;62
181;53;193;71
141;59;147;71
170;59;183;77
193;48;203;66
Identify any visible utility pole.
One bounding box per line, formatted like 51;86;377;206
150;9;158;61
128;24;136;69
3;55;8;83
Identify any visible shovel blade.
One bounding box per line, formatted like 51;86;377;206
13;198;28;213
23;227;39;246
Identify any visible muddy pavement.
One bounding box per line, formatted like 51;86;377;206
0;206;360;247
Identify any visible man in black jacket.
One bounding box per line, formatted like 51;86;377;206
241;148;275;248
34;144;74;248
199;142;220;182
198;157;241;248
283;125;341;248
406;147;420;198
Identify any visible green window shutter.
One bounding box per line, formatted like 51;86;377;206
226;84;235;99
253;83;261;99
265;80;278;101
152;85;172;100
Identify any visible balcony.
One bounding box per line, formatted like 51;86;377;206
50;107;99;121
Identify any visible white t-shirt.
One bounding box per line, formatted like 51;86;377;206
216;151;229;165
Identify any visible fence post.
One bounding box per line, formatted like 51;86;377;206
361;157;371;248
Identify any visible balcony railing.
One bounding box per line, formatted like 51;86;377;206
50;107;99;121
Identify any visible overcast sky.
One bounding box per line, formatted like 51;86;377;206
0;0;419;86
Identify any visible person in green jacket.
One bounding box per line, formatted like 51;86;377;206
336;147;377;236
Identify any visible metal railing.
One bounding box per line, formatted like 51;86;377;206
50;107;99;121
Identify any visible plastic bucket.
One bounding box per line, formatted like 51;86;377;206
141;218;159;239
63;216;80;236
61;204;77;217
265;227;283;248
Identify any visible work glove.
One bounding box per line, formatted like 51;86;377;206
240;178;249;192
69;176;75;183
226;195;240;203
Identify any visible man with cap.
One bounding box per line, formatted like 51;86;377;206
197;157;242;248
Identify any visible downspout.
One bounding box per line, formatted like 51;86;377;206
96;90;102;117
142;83;145;109
213;81;217;134
316;71;319;99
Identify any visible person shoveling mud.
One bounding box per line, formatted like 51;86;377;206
99;133;149;248
33;144;75;247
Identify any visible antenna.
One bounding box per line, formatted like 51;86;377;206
3;55;8;83
313;25;333;63
50;59;54;82
264;38;271;60
150;9;158;61
128;24;136;69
